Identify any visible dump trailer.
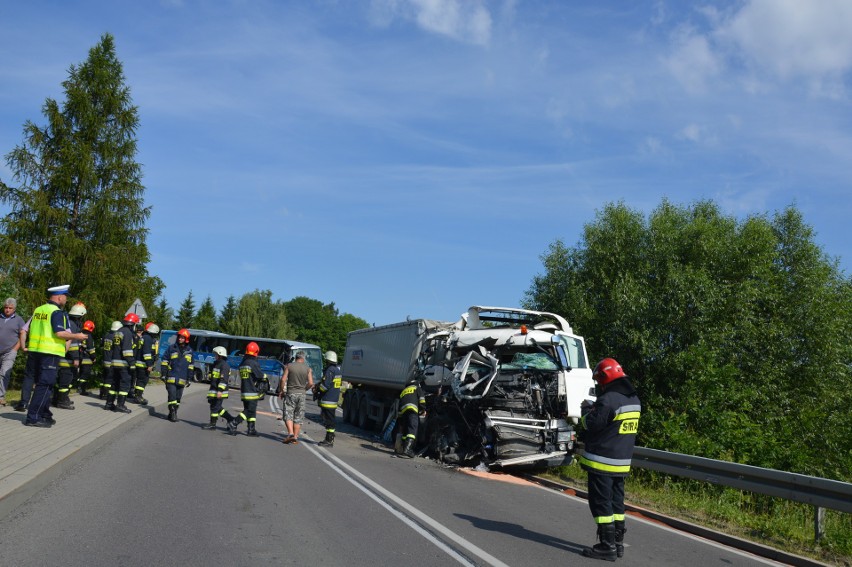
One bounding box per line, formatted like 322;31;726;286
341;306;596;469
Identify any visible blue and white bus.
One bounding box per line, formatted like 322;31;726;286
158;329;323;394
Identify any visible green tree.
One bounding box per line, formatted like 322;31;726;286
148;296;175;331
176;290;196;329
231;289;293;338
218;294;237;334
283;296;368;355
0;33;161;324
525;200;852;480
194;295;217;330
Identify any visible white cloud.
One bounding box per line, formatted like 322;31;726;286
664;26;722;93
369;0;492;46
718;0;852;80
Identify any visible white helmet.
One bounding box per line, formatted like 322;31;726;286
110;321;122;331
145;323;160;335
69;302;87;317
324;350;338;363
213;346;227;358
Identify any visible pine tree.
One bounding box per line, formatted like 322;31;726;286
218;294;238;334
0;33;161;320
194;295;218;331
176;291;196;329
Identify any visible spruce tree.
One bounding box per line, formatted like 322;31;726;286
194;295;218;331
176;291;196;329
0;33;161;322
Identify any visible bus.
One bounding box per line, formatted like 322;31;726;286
157;329;323;394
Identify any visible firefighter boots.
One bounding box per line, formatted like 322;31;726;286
103;394;116;412
582;524;617;562
55;391;75;410
318;432;335;447
247;422;258;437
227;414;241;435
99;385;108;400
614;520;626;558
400;437;415;458
167;406;177;422
202;417;218;430
114;395;131;414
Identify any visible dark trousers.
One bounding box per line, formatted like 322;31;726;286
166;383;185;406
135;367;149;393
235;399;257;423
400;410;419;441
208;396;224;418
111;365;133;397
77;363;93;389
320;406;336;432
57;361;75;394
19;353;37;406
26;353;58;423
587;471;626;523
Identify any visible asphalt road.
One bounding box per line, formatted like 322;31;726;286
0;394;788;567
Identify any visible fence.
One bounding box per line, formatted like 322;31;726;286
630;446;852;541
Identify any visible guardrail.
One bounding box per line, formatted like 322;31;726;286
630;446;852;541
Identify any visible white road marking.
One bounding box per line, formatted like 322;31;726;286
303;440;510;567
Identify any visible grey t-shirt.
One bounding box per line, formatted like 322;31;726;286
0;313;25;353
286;361;311;393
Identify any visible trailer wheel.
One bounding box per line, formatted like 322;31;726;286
356;392;370;430
346;392;359;425
341;391;352;423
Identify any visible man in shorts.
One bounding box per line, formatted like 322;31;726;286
278;350;313;444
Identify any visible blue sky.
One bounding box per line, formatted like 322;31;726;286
2;1;851;326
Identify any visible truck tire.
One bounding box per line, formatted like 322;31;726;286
356;392;370;430
346;391;359;425
341;391;352;423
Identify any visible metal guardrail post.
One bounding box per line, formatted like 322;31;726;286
814;506;825;542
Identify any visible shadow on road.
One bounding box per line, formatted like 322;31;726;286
454;513;586;555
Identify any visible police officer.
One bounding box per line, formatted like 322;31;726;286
24;285;87;427
54;301;87;410
202;346;231;430
224;341;264;437
162;328;194;422
105;313;138;413
76;320;97;396
100;321;121;400
397;376;425;458
131;322;159;405
579;358;641;561
315;350;342;447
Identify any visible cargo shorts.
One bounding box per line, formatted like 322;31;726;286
283;392;306;424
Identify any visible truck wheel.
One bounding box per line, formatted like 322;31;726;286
342;391;352;423
356;392;370;430
346;392;359;425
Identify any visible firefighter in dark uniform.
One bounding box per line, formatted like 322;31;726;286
579;358;641;561
162;328;194;422
397;376;425;458
105;313;138;413
224;341;265;437
202;346;231;430
54;301;87;409
76;320;97;396
315;350;342;447
25;285;88;427
133;322;159;405
99;321;120;399
130;325;145;403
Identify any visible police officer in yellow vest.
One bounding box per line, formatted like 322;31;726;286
25;285;88;428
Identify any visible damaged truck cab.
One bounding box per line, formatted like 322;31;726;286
342;306;595;470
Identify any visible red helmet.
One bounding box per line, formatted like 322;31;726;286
177;328;190;341
83;320;95;332
593;358;626;385
245;342;260;356
124;313;141;325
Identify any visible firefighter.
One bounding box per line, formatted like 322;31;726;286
315;350;342;447
224;341;264;437
202;346;230;430
132;322;159;405
100;321;121;399
105;313;138;413
579;358;641;561
54;302;87;410
130;324;144;403
162;328;194;422
76;320;97;396
396;376;425;458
